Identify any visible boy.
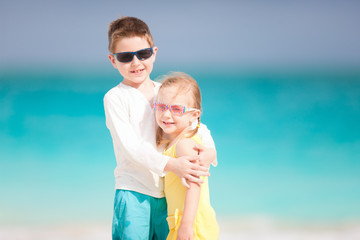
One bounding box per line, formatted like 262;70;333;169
104;16;217;240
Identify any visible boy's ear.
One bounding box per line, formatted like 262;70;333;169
152;46;158;59
153;46;158;54
108;54;117;69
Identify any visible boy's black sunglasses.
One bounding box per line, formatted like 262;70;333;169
113;48;153;63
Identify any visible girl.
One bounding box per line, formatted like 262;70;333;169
154;72;219;240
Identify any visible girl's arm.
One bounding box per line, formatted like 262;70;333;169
175;138;202;240
179;124;216;188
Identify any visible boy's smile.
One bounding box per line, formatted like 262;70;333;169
130;68;145;74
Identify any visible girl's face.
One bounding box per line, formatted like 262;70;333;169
155;86;200;140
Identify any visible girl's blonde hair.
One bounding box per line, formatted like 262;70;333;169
156;72;202;147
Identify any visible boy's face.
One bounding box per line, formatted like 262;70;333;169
108;36;157;88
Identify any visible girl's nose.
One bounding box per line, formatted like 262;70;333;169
162;108;172;117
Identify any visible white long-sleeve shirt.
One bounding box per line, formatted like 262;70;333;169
104;81;216;198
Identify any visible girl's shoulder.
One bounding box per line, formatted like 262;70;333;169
175;135;202;157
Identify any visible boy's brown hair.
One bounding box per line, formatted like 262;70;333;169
108;16;154;53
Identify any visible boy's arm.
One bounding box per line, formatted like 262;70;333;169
197;123;218;167
104;93;207;179
164;157;208;184
104;93;167;175
176;139;202;239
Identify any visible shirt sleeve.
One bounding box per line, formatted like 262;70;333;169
197;123;218;167
104;92;169;176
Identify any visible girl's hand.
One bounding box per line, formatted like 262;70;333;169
177;223;194;240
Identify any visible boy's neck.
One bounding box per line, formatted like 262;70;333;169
139;80;156;102
123;78;155;102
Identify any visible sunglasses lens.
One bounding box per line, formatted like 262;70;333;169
137;48;153;60
155;103;167;111
170;105;184;115
116;53;134;63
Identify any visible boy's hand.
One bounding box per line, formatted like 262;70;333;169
165;156;209;188
177;222;194;240
194;144;217;167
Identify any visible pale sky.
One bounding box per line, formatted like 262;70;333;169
1;0;359;68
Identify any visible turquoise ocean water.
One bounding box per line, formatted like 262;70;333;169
1;66;359;226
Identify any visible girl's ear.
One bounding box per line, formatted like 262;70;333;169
191;110;200;122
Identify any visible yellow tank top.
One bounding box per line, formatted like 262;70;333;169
163;135;219;240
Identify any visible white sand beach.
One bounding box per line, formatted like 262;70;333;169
218;217;360;240
2;218;360;240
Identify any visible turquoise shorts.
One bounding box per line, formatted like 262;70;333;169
112;190;169;240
